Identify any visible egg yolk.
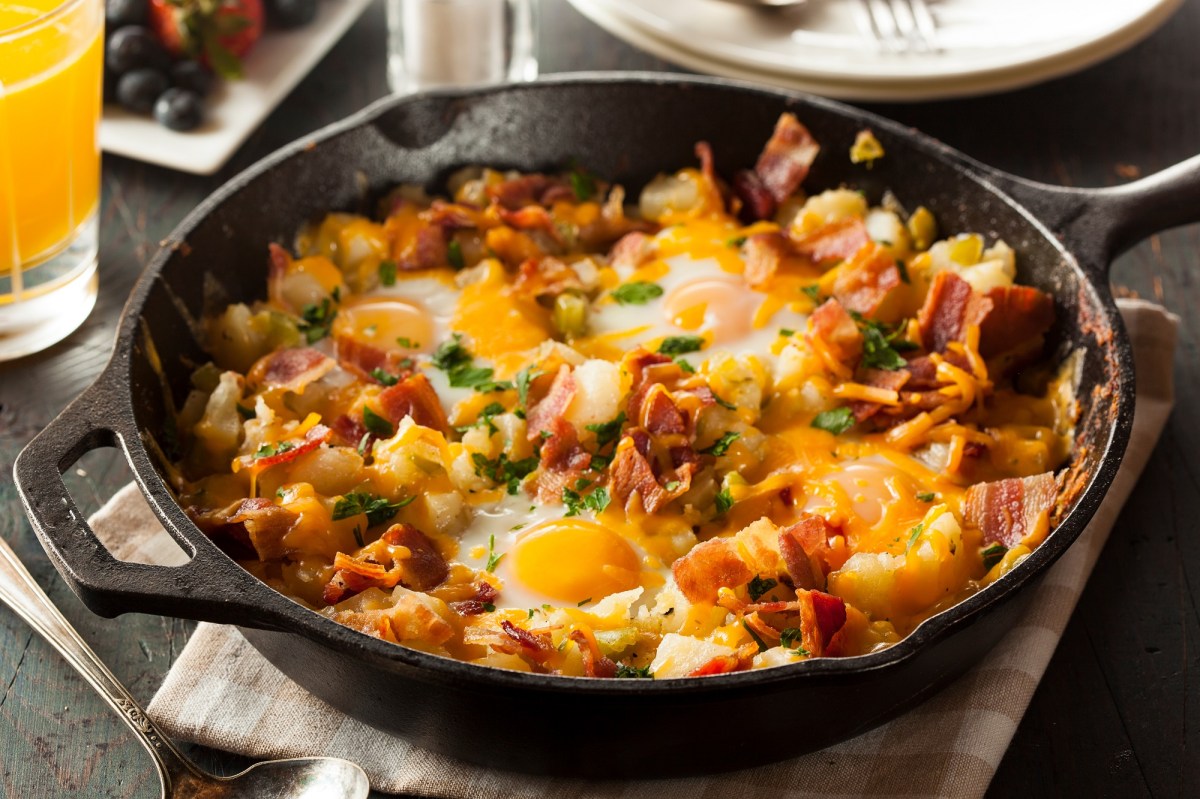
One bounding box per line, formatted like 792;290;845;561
333;300;433;352
509;520;641;604
663;277;760;345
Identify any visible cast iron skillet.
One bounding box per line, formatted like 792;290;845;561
15;75;1200;778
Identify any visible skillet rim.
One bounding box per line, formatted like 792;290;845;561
114;72;1134;695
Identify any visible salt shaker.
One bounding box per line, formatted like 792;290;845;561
387;0;540;94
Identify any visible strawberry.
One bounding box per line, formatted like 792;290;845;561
147;0;264;79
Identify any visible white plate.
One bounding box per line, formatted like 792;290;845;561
568;0;1181;101
100;0;373;175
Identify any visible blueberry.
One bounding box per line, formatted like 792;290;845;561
267;0;318;29
154;88;205;132
169;60;215;97
106;26;169;75
116;68;168;114
105;0;146;29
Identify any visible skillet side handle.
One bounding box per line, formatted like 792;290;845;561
13;378;291;631
983;154;1200;269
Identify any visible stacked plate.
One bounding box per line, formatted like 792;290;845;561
567;0;1181;101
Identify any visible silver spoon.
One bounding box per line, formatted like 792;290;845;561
0;532;371;799
714;0;809;7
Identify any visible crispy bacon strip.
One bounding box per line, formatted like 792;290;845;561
569;629;618;678
732;169;776;222
378;373;450;434
754;113;820;203
807;299;863;365
500;620;554;656
382;523;449;591
832;243;902;317
335;337;414;384
190;497;298;561
250;347;334;394
978;285;1056;358
964;472;1058;548
266;243;292;310
810;591;847;649
499;205;559;236
513;256;583;301
488;174;570;210
742;232;790;290
526;365;576;441
608;231;656;271
236;424;332;471
323;552;400;605
792;217;871;266
779;515;832;591
672;536;755;604
640;385;688;437
850;367;912;422
450;581;499;616
609;432;694;515
534;416;592;502
918;271;993;353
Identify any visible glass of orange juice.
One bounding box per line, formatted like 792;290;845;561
0;0;103;360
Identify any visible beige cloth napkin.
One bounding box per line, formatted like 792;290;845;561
90;299;1177;798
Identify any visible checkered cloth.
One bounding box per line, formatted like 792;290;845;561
91;300;1176;798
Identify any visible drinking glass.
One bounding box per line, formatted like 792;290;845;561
0;0;103;361
387;0;539;95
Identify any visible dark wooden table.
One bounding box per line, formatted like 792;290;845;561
2;1;1197;796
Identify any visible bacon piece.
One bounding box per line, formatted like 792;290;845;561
421;200;486;229
732;169;776;222
964;472;1058;548
236;424;332;472
500;620;553;656
499;205;558;236
779;515;831;591
742;232;790;290
190;497;298;561
810;591;847;649
513;256;583;301
608;231;656;271
695;140;718;185
569;629;618;678
450;581;500;616
535;416;592;502
250;347;335;394
688;654;741;677
378;373;450;434
323;553;399;605
792;217;871;266
754;113;820;203
672;537;754;604
488;174;568;210
526;365;576;441
609;433;693;515
382;523;449;591
640;385;687;437
331;413;369;449
807;299;863;364
832;243;902;317
399;226;448;271
334;336;414;384
850;367;912;422
978;285;1055;358
267;243;292;310
918;271;994;353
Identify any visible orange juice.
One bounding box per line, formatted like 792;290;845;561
0;0;103;278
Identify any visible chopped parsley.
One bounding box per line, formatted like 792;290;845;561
674;357;696;374
352;525;364;548
916;491;937;502
861;324;908;371
362;406;394;439
432;333;513;392
712;393;737;411
982;543;1007;570
254;440;295;459
378;259;397;286
658;335;705;356
779;628;803;648
747;576;777;601
779;328;796;338
568;169;596;201
801;284;823;303
896;258;911;284
906;522;925;552
298;296;337;344
614;663;653;679
485;533;503;572
701;431;741;457
332;491;415;527
715;486;734;515
396;336;419;349
432;333;472;371
811;406;855;435
472;452;539;495
482;602;496;613
562;486;611;517
726;235;747;248
585;411;626;450
611;281;664;305
370;368;400;387
446;239;465;269
462;401;506;435
664;480;681;493
515;366;542;409
577;597;592;606
741;620;768;653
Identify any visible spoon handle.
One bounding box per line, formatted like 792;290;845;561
0;532;202;794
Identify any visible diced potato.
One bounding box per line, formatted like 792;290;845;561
207;304;301;374
793;189;869;233
566;359;622;430
286;446;366;497
649;633;734;678
865;208;908;249
639;171;705;221
192;371;244;470
753;647;806;669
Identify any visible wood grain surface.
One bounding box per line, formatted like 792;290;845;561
1;1;1197;796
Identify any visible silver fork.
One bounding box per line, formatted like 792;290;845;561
857;0;940;54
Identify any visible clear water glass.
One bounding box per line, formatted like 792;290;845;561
387;0;539;94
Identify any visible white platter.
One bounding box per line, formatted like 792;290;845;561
100;0;373;175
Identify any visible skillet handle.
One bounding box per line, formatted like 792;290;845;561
983;153;1200;269
13;374;290;630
